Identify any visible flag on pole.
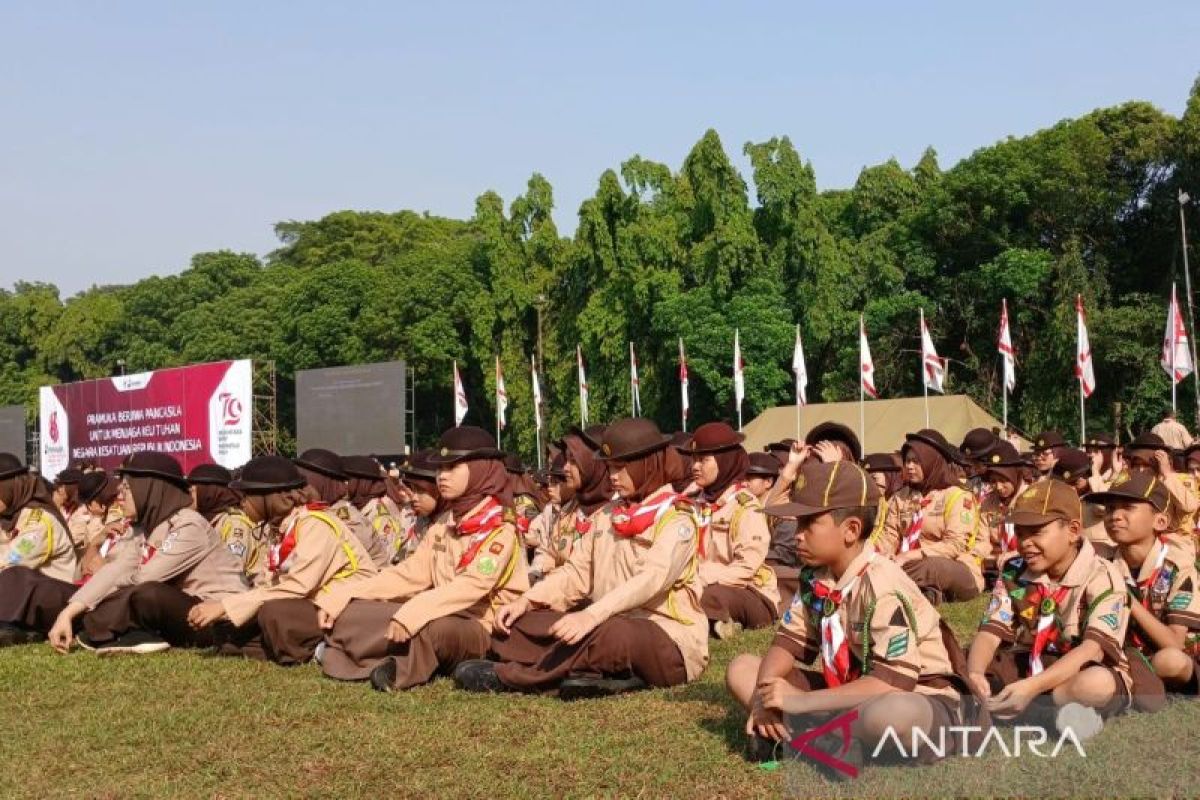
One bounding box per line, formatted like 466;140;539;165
678;338;690;428
453;360;468;426
576;345;589;426
792;324;808;406
998;299;1016;391
1162;283;1194;384
1075;295;1096;398
495;356;508;430
733;328;746;419
860;316;878;399
629;342;642;416
920;309;946;393
531;354;543;432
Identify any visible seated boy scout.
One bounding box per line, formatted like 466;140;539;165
725;461;969;771
966;478;1132;741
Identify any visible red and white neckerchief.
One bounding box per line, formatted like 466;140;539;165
1028;583;1071;675
573;508;592;536
899;497;931;553
1126;537;1170;648
811;552;875;686
611;491;681;537
695;483;746;558
268;502;328;574
98;520;131;559
453;496;506;572
1000;521;1017;554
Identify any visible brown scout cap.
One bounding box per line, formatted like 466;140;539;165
0;453;28;481
1006;480;1082;526
1084;433;1116;450
427;426;504;466
596;418;671;461
804;422;862;462
764;461;881;519
680;421;744;455
1049;448;1091;484
745;452;780;478
1032;431;1068;452
1085;470;1172;514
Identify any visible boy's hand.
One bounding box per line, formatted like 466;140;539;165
813;441;842;463
746;698;791;742
757;675;800;713
1155;449;1174;476
986;678;1037;717
967;671;992;700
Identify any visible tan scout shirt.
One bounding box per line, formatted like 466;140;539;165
1;507;78;583
1152;418;1193;450
71;508;247;610
530;502;588;576
316;497;529;638
873;485;984;591
979;486;1021;562
525;501;553;551
332;499;390;569
697;484;780;611
65;505;91;556
85;506;125;547
521;486;709;681
211;509;266;583
361;497;404;560
773;548;959;701
979;540;1131;689
1112;537;1200;651
221;504;377;626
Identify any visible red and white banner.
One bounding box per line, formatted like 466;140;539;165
1161;283;1194;384
39;360;253;481
998;298;1016;391
1075;295;1095;398
860;315;878;399
920;308;945;393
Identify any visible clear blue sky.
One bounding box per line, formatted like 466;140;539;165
2;2;1197;295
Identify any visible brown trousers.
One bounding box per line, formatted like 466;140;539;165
492;610;688;692
83;582;209;647
0;567;76;631
322;599;489;689
213;598;323;665
700;583;777;629
903;556;979;602
984;649;1137;717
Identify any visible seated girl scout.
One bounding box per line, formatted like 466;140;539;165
77;470;127;579
682;421;779;639
394;450;441;562
0;453;78;646
967;478;1132;740
1087;471;1200;696
313;426;528;692
872;429;983;604
342;455;405;563
726;461;969;768
47;452;247;655
455;417;707;700
186;456;377;664
294;449;390;569
527;453;577;583
976;441;1028;574
188;464;264;584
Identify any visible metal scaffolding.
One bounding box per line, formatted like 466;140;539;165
252;360;278;457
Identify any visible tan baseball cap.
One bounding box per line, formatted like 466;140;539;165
1007;479;1083;526
765;461;881;518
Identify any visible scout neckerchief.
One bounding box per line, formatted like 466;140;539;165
453;496;506;571
574;507;592;536
269;502;329;573
694;482;746;558
899;496;931;553
1028;583;1072;675
810;552;875;687
611;491;680;538
1125;536;1171;650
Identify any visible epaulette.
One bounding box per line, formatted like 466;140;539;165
733;488;760;508
502;507;518;525
335;505;351;521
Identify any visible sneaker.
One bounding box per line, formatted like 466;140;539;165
74;632;99;652
713;620;744;640
313;640;327;666
558;673;647;701
370;659;398;693
1055;702;1104;742
0;623;44;647
453;659;506;693
94;630;170;656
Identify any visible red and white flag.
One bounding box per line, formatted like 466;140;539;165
1161;283;1194;384
576;345;589;426
998;299;1016;392
531;354;543;432
629;342;642;416
792;324;808;406
860;315;878;399
495;356;508;430
1075;295;1095;398
920;308;945;393
678;337;690;428
733;328;746;428
453;360;468;426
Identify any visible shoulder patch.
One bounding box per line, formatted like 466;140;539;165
676;521;694;541
488;540;504;555
335;506;351;521
885;631;909;659
887;607;907;627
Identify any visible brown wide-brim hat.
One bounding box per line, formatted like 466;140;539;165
680;421;744;456
862;452;902;473
294;448;348;480
229;455;308;493
557;425;605;452
765;461;881;518
1032;430;1068;453
427;425;504;466
596;418;671;461
1084;433;1117;450
745;452;780;478
53;468;84;486
0;452;28;481
764;438;797;454
1184;442;1200;463
117;452;189;490
979;441;1025;473
342;455;384;481
1125;432;1170;453
958;427;999;464
187;463;233;486
804;423;862;462
902;429;960;465
400;449;439;481
78;470;115;503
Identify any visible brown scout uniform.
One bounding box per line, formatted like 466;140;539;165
1;506;78;583
697;483;780;628
332;498;390;569
979;487;1021;566
529;501;588;577
360;496;404;561
211;508;265;583
65;505;92;557
873;484;984;598
317;497;528;687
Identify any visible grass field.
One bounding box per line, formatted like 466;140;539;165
2;597;1198;799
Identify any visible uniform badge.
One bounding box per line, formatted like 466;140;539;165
228;541;247;558
336;507;351;521
985;595;1002;616
1098;612;1119;630
476;555;498;576
1169;593;1193;610
885;631;909;659
676;523;693;541
488;541;504;555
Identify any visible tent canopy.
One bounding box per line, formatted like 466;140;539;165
742;395;1030;455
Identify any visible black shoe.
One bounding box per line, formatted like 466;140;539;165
0;622;44;647
370;659;398;693
94;630;170;656
746;734;793;763
453;659;506;693
558;673;647;701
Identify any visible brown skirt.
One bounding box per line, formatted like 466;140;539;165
492;612;688;692
903;556;979;602
83;582;210;647
0;567;77;632
700;583;778;629
322;599;489;689
212;597;323;665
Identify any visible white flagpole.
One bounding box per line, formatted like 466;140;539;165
1180;192;1200;429
1080;379;1086;445
921;308;930;428
495;356;501;450
1173;283;1179;415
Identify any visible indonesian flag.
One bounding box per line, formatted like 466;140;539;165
920;308;945;393
679;337;690;426
629;342;642;416
576;344;589;426
453;360;468;426
733;328;745;411
860;315;878;399
1075;295;1095;398
792;324;808;406
998;298;1016;392
531;354;543;431
1161;283;1194;384
495;356;508;430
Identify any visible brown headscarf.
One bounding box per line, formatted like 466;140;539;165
984;465;1024;494
624;447;687;503
448;457;511;518
347;476;387;509
297;466;346;505
506;468;543;509
404;473;444;517
903;440;958;494
129;475;193;537
0;473;68;532
703;446;751;502
193;483;243;523
562;434;610;515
